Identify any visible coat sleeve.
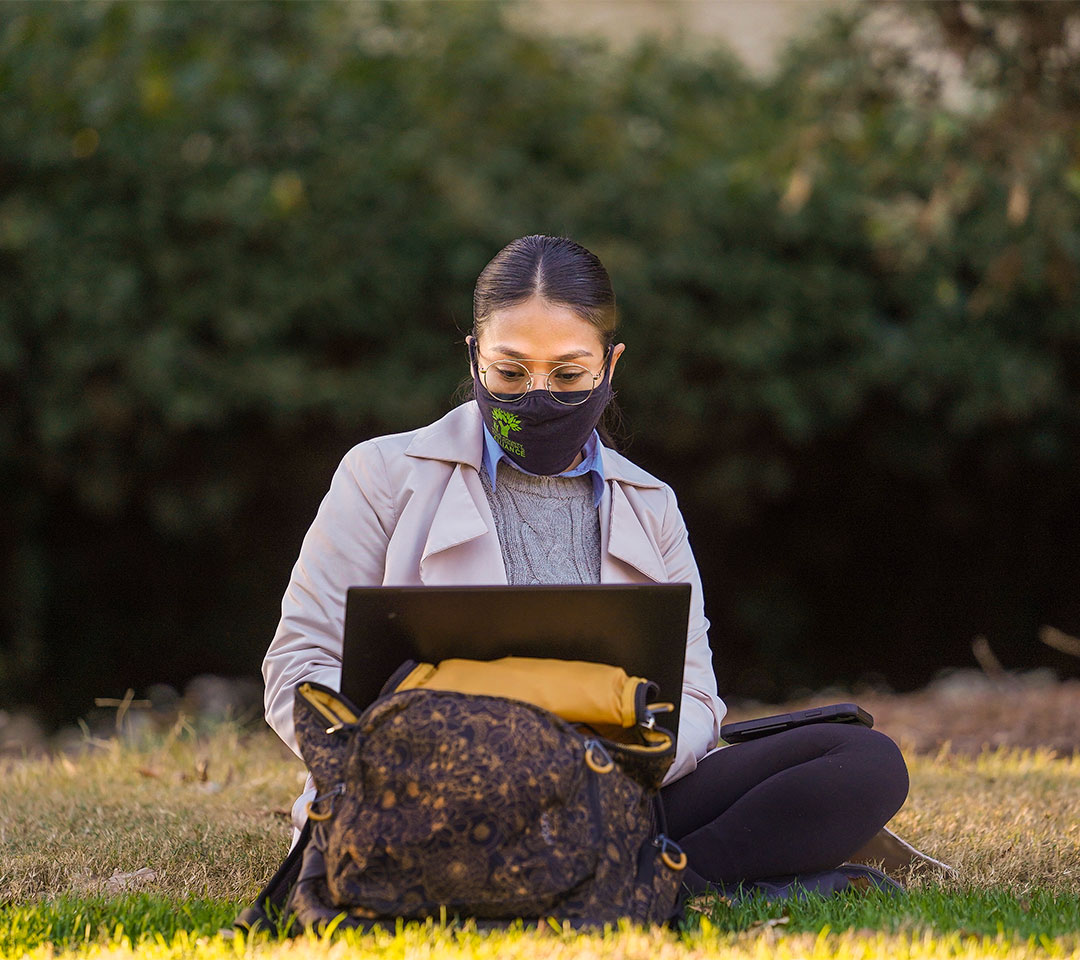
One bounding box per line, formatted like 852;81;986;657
262;440;398;758
657;485;727;785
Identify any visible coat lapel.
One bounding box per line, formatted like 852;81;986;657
406;404;507;585
602;481;667;583
418;463;507;584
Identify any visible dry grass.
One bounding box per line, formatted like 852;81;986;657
0;721;305;902
886;746;1079;894
2;710;1078;903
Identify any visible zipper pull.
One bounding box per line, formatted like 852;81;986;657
584;738;614;774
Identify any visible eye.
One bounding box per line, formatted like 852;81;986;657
549;364;591;389
491;364;526;381
553;370;586;383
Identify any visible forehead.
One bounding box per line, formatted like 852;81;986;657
479;298;605;359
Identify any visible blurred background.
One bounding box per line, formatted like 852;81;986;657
2;0;1079;741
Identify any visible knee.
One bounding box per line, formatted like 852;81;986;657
858;727;909;818
821;722;908;816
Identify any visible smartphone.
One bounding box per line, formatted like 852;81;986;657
720;702;874;744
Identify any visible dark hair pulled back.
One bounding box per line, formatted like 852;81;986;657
472;234;617;348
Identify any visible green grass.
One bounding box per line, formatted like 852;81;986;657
2;890;1080;960
2;886;1079;955
696;886;1080;938
0;895;240;952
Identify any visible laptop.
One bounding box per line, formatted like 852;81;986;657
340;583;692;742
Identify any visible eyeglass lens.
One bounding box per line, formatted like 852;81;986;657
483;360;596;404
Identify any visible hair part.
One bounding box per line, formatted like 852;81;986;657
472;234;617;347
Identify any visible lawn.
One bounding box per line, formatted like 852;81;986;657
2;709;1078;959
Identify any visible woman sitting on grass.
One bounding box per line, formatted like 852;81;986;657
262;233;910;894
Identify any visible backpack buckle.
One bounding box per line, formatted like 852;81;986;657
584;739;614;774
306;782;346;822
654;834;688;871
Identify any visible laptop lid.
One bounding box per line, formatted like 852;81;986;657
340;583;691;741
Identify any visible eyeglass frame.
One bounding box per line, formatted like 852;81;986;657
469;338;613;406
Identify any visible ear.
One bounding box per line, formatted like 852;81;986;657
608;342;626;381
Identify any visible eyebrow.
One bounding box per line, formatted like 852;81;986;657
491;345;594;361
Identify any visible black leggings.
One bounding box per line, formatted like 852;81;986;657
659;723;909;886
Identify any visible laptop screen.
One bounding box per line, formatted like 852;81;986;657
340;583;691;741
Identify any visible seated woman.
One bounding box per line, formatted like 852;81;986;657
262;233;909;892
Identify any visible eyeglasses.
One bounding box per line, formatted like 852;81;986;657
473;343;610;406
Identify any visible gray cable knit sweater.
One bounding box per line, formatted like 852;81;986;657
479;460;602;585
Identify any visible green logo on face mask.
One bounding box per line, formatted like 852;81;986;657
491;408;521;437
491;408;526;456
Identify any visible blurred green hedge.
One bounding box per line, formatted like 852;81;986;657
2;1;1079;720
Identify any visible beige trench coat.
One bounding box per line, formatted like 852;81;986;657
262;400;728;843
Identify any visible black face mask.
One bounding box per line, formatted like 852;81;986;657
469;339;614;476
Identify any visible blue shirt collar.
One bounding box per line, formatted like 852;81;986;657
481;425;606;509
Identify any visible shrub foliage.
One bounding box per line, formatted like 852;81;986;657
1;1;1079;718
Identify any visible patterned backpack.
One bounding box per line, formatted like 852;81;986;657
257;658;690;932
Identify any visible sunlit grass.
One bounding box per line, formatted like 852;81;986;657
2;913;1079;960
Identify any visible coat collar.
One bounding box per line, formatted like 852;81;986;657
404;401;664;490
407;402;667;584
405;401;485;471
